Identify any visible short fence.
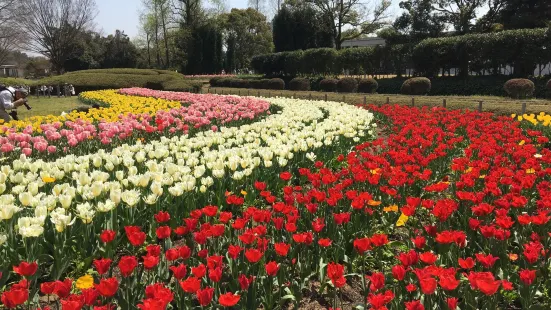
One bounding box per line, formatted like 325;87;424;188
205;87;534;115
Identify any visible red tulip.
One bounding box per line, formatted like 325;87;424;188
392;265;407;281
274;243;291;257
1;287;28;308
219;292;241;307
154;211;170;223
191;264;206;278
169;264;187;280
447;297;458;310
125;226;146;246
94;278;119;297
155;226;171;239
519;269;537;285
146;245;161;257
245;249;263;263
165;248;180;261
100;230;116;243
238;274;254;291
279;171;292;181
353;238;372;254
118;256;138;277
94;258;112;275
404;300;425;310
142;255;160;270
265;261;279;276
228;245;243;259
179;277;201;293
458;257;475;269
368;272;385;291
196;287;214;306
208;267;223;282
13;261;38;277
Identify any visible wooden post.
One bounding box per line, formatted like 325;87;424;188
280;92;283;97
214;88;217;94
309;93;312;100
57;85;60;97
364;96;367;105
386;96;389;104
268;91;271;97
325;94;327;101
342;95;345;102
207;88;210;94
258;91;260;97
478;101;483;112
443;98;447;108
411;97;415;107
247;89;250;96
238;90;241;96
294;93;297;98
521;102;527;115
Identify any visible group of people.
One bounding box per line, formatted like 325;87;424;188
38;84;75;97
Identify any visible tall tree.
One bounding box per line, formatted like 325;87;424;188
499;0;551;29
272;2;334;52
305;0;392;49
19;0;97;73
0;0;25;65
433;0;485;34
221;8;273;70
248;0;265;12
393;0;446;41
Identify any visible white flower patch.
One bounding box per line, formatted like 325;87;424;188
0;97;375;237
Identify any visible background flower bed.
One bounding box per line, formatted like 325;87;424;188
1;97;551;309
0;89;272;160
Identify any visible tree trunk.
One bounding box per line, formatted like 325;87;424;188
154;0;162;67
146;33;151;68
160;0;170;68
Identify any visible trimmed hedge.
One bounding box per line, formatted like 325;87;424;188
252;28;551;78
504;79;535;99
413;28;551;77
358;78;378;93
401;77;431;95
265;78;285;90
35;69;201;94
337;78;358;93
0;77;33;87
319;79;338;92
288;78;311;91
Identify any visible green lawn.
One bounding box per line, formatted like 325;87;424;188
205;86;551;116
15;96;82;119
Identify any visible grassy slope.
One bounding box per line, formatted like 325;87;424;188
205;86;551;116
15;96;81;120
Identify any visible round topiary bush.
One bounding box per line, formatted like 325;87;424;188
337;78;358;93
357;78;378;93
546;78;551;90
504;79;535;99
264;78;285;90
288;78;311;91
400;77;431;95
319;79;338;92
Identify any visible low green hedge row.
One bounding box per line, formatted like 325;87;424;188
210;75;551;98
35;69;202;94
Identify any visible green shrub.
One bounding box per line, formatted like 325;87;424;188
264;78;285;90
288;78;311;91
357;78;378;93
337;78;358;93
163;80;202;93
504;78;535;99
35;69;197;94
547;79;551;90
0;77;33;87
249;80;263;89
229;79;250;88
401;77;431;95
210;77;223;87
319;79;338;92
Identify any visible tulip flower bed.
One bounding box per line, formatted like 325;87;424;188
0;89;271;160
2;99;551;310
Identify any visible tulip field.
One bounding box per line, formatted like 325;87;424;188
0;88;550;310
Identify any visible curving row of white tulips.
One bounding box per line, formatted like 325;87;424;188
0;96;375;243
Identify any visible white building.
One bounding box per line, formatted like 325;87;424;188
341;37;386;48
0;64;23;77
